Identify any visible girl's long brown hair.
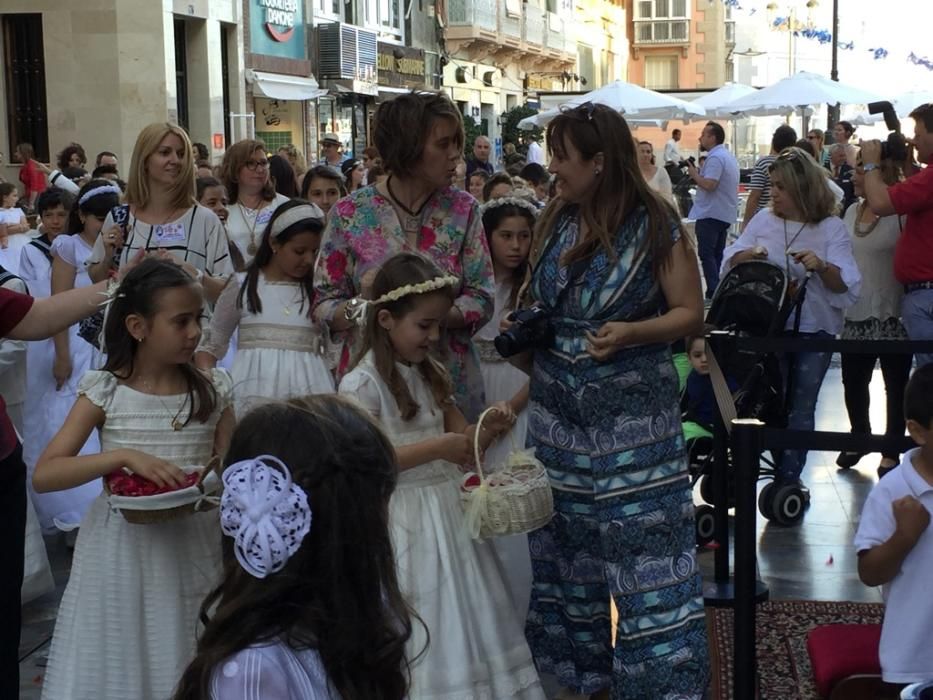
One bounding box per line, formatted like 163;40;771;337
349;253;455;420
534;103;683;278
173;396;417;700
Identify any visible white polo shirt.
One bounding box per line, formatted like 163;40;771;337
854;448;933;683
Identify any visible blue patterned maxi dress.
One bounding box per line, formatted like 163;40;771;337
524;205;709;699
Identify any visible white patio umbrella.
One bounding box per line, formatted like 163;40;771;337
562;79;706;121
516;80;705;130
691;82;759;119
721;71;885;116
892;89;933;117
516;107;668;131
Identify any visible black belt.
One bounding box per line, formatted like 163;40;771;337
904;281;933;293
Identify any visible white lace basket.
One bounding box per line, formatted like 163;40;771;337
105;460;222;525
459;407;554;540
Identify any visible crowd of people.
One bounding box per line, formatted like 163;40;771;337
0;90;930;699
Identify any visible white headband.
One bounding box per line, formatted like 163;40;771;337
79;184;121;206
479;195;540;218
220;455;312;579
271;204;325;239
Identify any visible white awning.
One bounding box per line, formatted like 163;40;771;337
245;70;328;101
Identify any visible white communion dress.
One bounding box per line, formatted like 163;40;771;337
200;272;334;419
39;369;231;700
339;352;544;700
19;234;100;532
474;279;534;620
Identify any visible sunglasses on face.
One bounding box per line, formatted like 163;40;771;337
244;159;269;171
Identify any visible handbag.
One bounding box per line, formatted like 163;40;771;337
459;407;554;540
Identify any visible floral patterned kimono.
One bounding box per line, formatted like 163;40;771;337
312;185;494;419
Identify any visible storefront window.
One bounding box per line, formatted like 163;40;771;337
255;97;305;154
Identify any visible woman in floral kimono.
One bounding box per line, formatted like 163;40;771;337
312;92;494;419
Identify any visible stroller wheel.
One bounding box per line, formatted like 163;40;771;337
699;473;736;508
769;483;807;526
698;474;713;504
695;504;716;547
758;482;776;520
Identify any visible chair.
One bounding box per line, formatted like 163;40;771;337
806;624;884;700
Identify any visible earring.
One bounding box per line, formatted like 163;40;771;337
595;169;601;176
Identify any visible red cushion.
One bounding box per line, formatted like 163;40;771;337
807;624;882;698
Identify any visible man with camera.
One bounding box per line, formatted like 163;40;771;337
862;103;933;365
686;121;740;300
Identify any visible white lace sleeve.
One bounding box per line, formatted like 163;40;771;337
200;278;242;359
209;643;335;700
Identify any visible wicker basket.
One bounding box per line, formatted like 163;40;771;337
459;407;554;540
105;458;222;525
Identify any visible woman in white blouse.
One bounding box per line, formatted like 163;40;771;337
837;157;909;476
722;147;861;497
637;140;674;207
220;139;291;268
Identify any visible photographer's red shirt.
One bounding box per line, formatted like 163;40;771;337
891;159;933;284
0;288;34;459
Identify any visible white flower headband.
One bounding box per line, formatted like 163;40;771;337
479;195;540;218
220;455;312;579
372;274;459;306
78;184;121;206
270;204;325;239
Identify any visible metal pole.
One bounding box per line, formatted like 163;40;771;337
828;0;840;130
732;418;764;700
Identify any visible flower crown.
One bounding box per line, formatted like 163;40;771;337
479;194;540;218
371;274;459;306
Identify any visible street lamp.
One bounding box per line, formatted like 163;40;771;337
766;0;819;76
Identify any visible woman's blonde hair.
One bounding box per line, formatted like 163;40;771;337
221;139;275;204
350;253;455;421
124;123;196;210
767;147;839;223
534;103;682;275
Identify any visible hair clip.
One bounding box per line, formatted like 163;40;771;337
220;455;312;579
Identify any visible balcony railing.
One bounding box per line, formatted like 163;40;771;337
524;9;545;47
497;0;522;40
633;19;689;44
447;0;497;31
544;12;568;53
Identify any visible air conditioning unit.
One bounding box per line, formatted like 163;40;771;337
316;22;378;81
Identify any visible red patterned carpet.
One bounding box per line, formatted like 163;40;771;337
707;600;884;700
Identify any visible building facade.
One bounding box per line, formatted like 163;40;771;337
0;0;246;179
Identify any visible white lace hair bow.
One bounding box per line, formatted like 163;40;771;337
220;455;312;579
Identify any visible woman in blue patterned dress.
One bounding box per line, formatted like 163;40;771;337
517;104;709;699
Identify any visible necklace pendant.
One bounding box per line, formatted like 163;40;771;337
247;240;258;256
405;215;420;231
283;307;291;316
172;418;183;431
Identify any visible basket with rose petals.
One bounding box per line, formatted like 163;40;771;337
459;407;554;540
104;458;222;524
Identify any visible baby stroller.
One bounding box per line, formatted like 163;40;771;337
665;162;695;218
688;260;813;529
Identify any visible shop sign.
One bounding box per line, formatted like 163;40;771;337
250;0;306;60
377;43;426;89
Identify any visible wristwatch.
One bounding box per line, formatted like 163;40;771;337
344;297;367;325
863;163;880;173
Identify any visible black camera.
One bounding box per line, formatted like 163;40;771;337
868;100;910;162
678;156;696;169
494;306;553;358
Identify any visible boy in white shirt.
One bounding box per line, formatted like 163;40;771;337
855;363;933;695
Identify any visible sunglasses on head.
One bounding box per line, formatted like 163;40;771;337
560;101;597;121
